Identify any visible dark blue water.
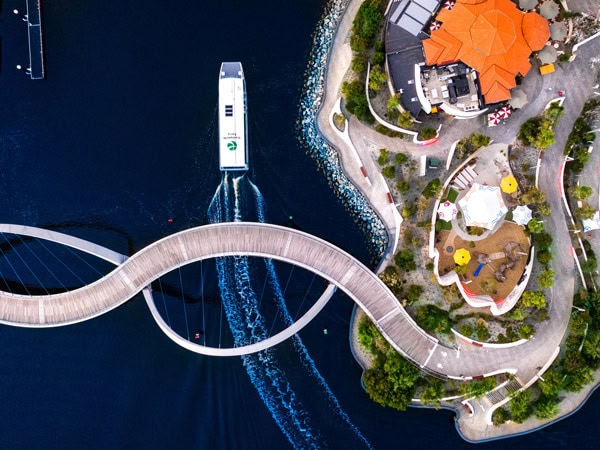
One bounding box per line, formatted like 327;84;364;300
0;1;598;448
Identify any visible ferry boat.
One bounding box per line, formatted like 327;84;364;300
218;62;248;171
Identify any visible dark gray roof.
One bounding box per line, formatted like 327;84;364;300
387;47;426;117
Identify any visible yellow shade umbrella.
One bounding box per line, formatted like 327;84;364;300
500;176;518;194
454;248;471;266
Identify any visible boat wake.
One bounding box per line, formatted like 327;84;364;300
208;172;371;449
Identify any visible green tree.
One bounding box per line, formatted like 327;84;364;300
387;93;400;111
521;187;546;205
395;152;409;165
397;180;410;193
538;269;555;289
351;52;368;74
395;249;416;271
471;133;491;148
536;249;553;265
571;185;593;201
518;324;534;339
493;408;510;426
397;112;414;129
379;266;403;295
341;80;374;123
527;218;544;234
416;305;452;334
575;203;596;220
358;316;381;354
421;379;445;408
509;390;532;423
404;284;424;305
518;117;543;147
535;231;553;249
534;397;559;419
563;367;594;392
581;257;598;275
382;165;396;179
363;349;420;411
537;201;552;217
583;330;600;360
377;148;390;165
419;126;437;140
521;291;546;309
458;377;496;399
538;368;563;397
544;102;565;122
372;50;385;66
422;178;441;199
350;0;384;52
369;64;387;91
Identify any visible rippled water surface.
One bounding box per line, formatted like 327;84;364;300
0;1;598;449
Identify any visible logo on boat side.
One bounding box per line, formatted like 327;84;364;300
227;141;237;151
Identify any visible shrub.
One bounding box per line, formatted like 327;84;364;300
518;324;534;339
395;249;416;271
538;269;555;289
404;284;424;305
416;305;452;334
394;152;409;165
509;390;532;423
375;124;404;137
341;80;374;124
534;396;559;419
535;232;553;249
397;112;414;129
458;377;496;399
363;349;420;411
475;321;490;341
382;165;396;179
422;178;441;199
377;148;390;165
397;180;410;193
369;64;387;92
379;266;403;295
536;249;553;265
458;323;474;337
350;0;385;53
493;408;510;426
521;291;546;309
419;126;437;140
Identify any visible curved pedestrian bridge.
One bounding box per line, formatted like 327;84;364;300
0;223;439;364
0;222;528;379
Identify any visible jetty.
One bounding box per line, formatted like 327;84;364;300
26;0;45;79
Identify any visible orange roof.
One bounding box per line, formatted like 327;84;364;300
422;0;550;104
482;81;511;104
479;64;516;95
